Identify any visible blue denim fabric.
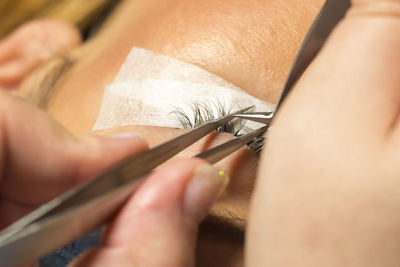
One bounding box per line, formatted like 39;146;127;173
39;229;102;267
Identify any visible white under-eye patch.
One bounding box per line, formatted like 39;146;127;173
93;47;274;132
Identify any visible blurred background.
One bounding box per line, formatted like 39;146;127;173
0;0;121;39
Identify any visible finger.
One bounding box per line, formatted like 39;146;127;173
0;60;34;84
70;159;228;267
247;1;400;266
0;30;20;64
0;34;24;89
0;91;148;205
275;0;400;143
0;19;81;90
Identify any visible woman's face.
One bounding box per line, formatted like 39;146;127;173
23;0;323;132
14;0;323;264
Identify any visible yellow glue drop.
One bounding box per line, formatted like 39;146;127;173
218;170;225;177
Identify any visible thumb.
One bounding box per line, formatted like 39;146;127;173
0;91;148;205
70;159;228;267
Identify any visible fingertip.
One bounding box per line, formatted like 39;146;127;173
183;163;229;222
97;159;228;266
92;131;149;153
72;132;149;183
131;158;209;212
123;158;227;222
106;132;149;148
105;159;228;246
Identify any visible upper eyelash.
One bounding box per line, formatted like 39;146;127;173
169;99;247;136
170;99;266;155
28;59;266;153
247;132;266;155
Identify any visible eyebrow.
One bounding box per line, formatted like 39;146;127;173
25;56;75;109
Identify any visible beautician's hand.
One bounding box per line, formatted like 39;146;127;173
247;0;400;266
0;90;226;266
0;90;148;229
69;158;226;267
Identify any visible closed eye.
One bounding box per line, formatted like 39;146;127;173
21;55;75;109
170;100;265;154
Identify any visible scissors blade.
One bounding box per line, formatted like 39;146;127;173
233;112;274;125
0;106;253;266
197;126;267;164
275;0;351;111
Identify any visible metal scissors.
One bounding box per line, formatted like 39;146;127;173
235;0;351;126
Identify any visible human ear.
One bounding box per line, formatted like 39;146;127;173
0;19;81;91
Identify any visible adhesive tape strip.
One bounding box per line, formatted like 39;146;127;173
93;47;274;132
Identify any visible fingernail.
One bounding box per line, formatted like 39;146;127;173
110;132;143;139
183;164;229;222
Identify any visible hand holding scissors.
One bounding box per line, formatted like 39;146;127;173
0;90;231;267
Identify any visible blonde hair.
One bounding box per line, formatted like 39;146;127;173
0;0;120;39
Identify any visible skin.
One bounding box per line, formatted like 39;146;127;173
16;0;323;225
0;89;226;267
0;0;323;265
247;0;400;266
0;19;81;91
0;90;148;229
3;0;399;266
41;0;322;134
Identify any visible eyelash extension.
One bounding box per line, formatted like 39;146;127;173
170;100;246;135
170;100;265;154
247;131;266;155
